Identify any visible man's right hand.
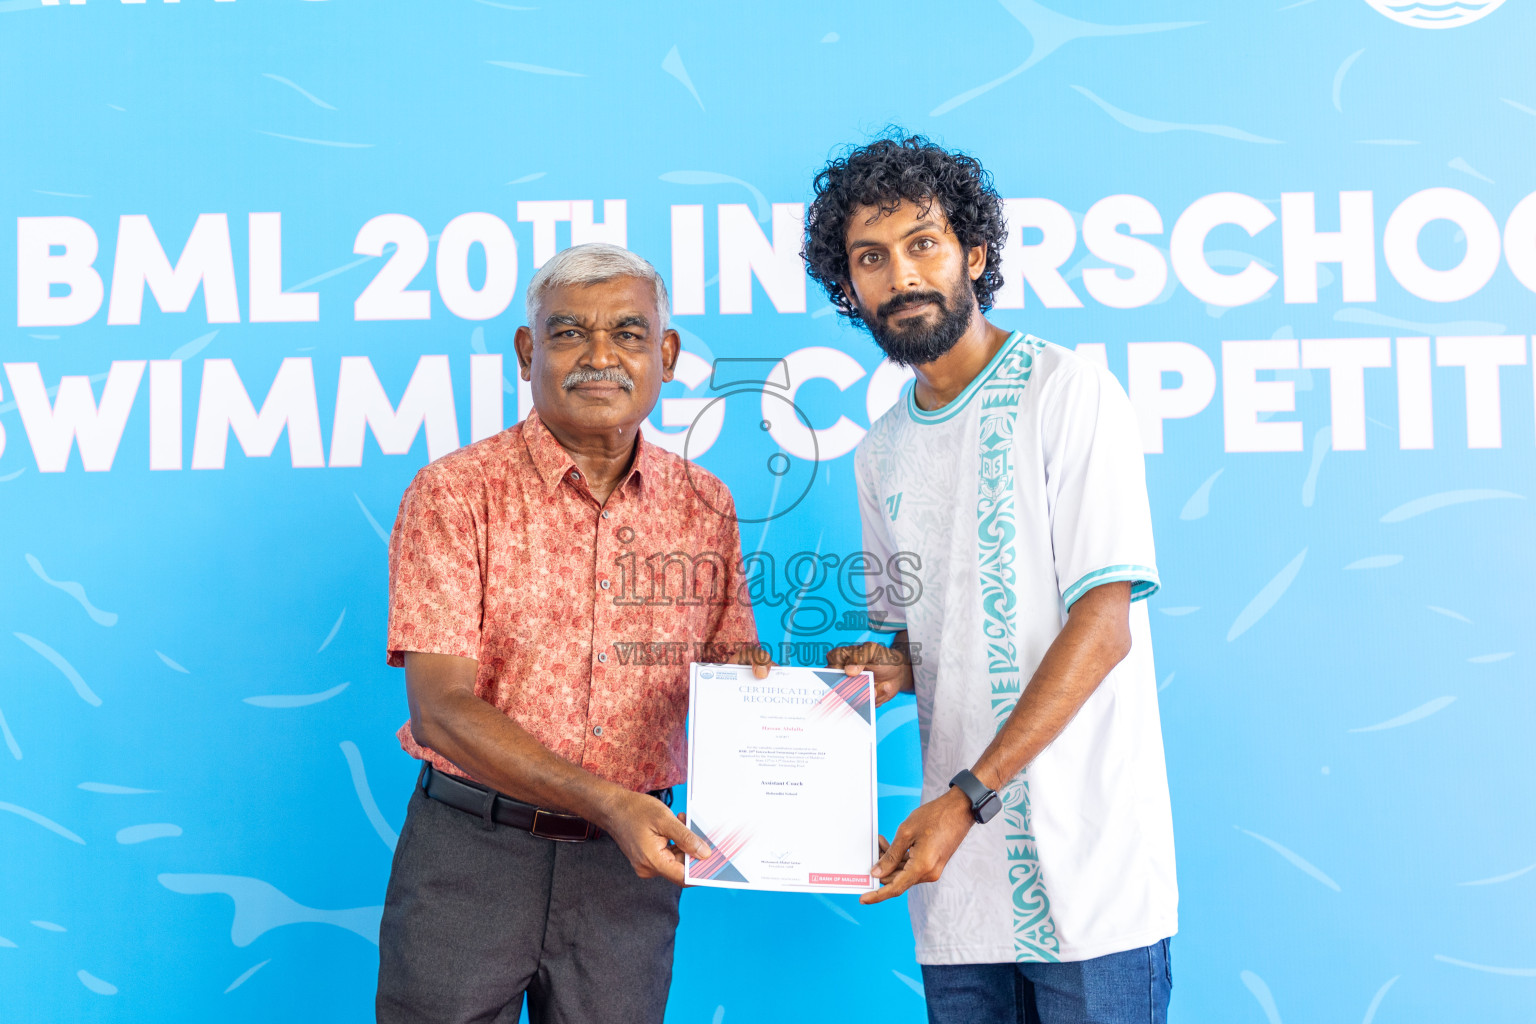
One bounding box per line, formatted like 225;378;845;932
827;638;913;707
599;788;711;886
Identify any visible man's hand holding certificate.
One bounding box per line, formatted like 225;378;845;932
684;663;879;894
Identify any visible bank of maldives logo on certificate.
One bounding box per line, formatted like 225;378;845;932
684;663;879;895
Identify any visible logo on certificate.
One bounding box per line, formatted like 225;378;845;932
809;872;873;886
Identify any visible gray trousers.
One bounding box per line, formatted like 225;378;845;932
376;786;682;1024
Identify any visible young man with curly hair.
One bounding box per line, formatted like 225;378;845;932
815;135;1176;1024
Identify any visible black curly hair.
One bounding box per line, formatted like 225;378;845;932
802;131;1008;322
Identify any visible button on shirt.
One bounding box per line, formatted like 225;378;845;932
387;410;759;793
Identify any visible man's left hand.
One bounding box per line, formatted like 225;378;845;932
859;786;975;905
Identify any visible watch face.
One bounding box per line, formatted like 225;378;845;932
975;792;1001;824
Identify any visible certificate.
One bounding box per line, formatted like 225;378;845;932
684;662;879;894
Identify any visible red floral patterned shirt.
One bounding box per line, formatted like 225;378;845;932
387;410;759;793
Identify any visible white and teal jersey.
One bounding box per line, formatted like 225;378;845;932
855;332;1177;966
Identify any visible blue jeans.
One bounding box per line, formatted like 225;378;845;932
920;938;1172;1024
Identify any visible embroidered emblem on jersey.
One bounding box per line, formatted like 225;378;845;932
975;334;1060;963
885;493;903;521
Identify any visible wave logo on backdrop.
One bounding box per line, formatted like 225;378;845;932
1363;0;1507;29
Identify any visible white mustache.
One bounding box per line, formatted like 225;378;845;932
562;368;634;391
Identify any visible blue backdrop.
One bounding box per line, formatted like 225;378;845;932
2;2;1533;1022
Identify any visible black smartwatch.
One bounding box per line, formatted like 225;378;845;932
949;768;1000;824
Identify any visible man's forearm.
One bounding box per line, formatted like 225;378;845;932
406;651;708;882
969;583;1132;793
409;663;629;825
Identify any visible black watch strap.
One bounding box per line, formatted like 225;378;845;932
949;768;1001;824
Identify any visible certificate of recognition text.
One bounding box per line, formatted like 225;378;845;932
684;663;879;895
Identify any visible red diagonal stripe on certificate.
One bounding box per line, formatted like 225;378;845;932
688;821;753;881
830;672;872;715
809;671;872;724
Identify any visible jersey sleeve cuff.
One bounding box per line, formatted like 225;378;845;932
866;615;908;633
1061;565;1160;610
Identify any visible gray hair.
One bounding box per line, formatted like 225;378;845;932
524;242;670;331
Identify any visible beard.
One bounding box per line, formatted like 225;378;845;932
857;275;975;367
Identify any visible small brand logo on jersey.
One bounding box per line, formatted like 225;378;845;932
1362;0;1506;29
981;449;1010;482
698;669;714;679
885;493;902;521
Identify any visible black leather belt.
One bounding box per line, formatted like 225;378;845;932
419;762;672;843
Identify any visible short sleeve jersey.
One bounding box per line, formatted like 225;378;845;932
855;333;1177;965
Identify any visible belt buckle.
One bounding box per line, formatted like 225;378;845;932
529;807;590;843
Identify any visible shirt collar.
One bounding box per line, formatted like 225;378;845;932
523;408;654;497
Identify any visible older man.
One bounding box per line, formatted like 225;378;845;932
376;243;760;1023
